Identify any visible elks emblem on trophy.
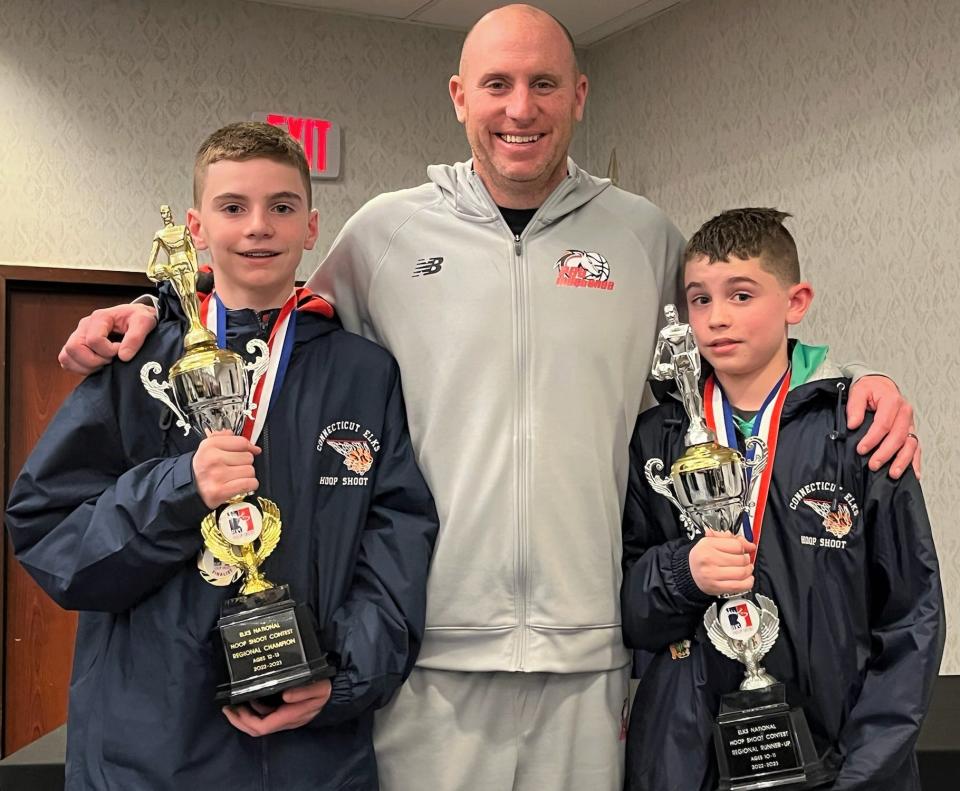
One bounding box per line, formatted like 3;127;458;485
141;205;332;704
645;305;830;791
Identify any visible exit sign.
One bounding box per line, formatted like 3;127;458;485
253;113;341;179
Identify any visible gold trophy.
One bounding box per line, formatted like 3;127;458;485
644;305;831;790
141;205;332;704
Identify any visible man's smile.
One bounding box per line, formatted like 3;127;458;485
495;133;543;144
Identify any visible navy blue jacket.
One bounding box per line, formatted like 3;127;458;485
622;375;943;791
6;291;438;790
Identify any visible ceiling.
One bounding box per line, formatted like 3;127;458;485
245;0;687;47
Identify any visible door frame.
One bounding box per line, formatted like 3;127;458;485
0;265;150;749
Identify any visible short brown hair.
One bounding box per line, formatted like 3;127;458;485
684;208;800;285
193;121;311;207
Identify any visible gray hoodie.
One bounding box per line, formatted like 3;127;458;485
308;159;685;673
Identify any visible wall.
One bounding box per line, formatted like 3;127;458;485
583;0;960;671
0;0;470;279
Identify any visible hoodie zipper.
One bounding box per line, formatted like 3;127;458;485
512;231;529;670
473;173;569;671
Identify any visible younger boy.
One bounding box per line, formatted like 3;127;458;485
621;208;943;790
6;122;438;790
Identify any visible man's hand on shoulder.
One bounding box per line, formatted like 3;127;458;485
846;375;920;480
688;530;756;597
58;302;158;375
222;679;333;737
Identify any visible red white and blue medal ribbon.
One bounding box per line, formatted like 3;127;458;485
704;368;790;556
199;289;297;446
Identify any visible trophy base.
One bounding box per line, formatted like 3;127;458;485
714;683;836;791
213;585;334;705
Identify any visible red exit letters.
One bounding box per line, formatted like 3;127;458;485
259;114;340;179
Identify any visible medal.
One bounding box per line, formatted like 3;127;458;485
197;547;242;586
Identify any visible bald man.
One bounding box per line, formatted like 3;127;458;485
60;5;917;789
313;11;676;787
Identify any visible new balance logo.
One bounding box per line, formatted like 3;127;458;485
413;257;443;277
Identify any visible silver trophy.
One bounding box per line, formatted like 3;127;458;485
643;305;780;676
644;306;828;789
645;304;774;673
645;305;768;544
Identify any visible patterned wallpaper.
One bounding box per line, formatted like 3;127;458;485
0;0;470;279
583;0;960;672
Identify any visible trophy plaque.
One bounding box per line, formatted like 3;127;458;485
142;205;333;704
645;305;833;790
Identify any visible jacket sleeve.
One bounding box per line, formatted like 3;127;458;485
830;468;944;789
836;360;883;383
5;373;209;612
621;420;713;652
312;368;438;726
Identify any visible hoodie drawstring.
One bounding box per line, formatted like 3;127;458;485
829;382;847;511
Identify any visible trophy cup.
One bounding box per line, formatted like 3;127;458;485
141;205;333;704
645;305;832;791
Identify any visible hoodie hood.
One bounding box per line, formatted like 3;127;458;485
427;158;611;228
780;341;847;421
156;280;341;346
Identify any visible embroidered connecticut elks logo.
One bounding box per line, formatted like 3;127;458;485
789;482;860;548
802;499;853;538
553;250;615;291
316;420;381;487
327;439;373;474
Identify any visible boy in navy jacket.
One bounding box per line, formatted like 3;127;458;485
7;122;438;790
622;208;943;790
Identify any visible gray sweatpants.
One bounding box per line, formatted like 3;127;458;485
374;666;630;791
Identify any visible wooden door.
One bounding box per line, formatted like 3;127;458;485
1;268;149;755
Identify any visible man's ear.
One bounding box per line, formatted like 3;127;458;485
574;73;589;122
449;75;467;123
786;281;814;326
186;208;208;250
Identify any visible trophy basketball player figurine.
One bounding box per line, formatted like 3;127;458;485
644;305;829;790
141;204;332;704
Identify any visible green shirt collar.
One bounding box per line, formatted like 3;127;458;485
729;342;829;436
789;342;829;390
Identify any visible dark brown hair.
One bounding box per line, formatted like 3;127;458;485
684;208;800;285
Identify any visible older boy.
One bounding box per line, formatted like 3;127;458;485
6;122;438;790
621;208;943;790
